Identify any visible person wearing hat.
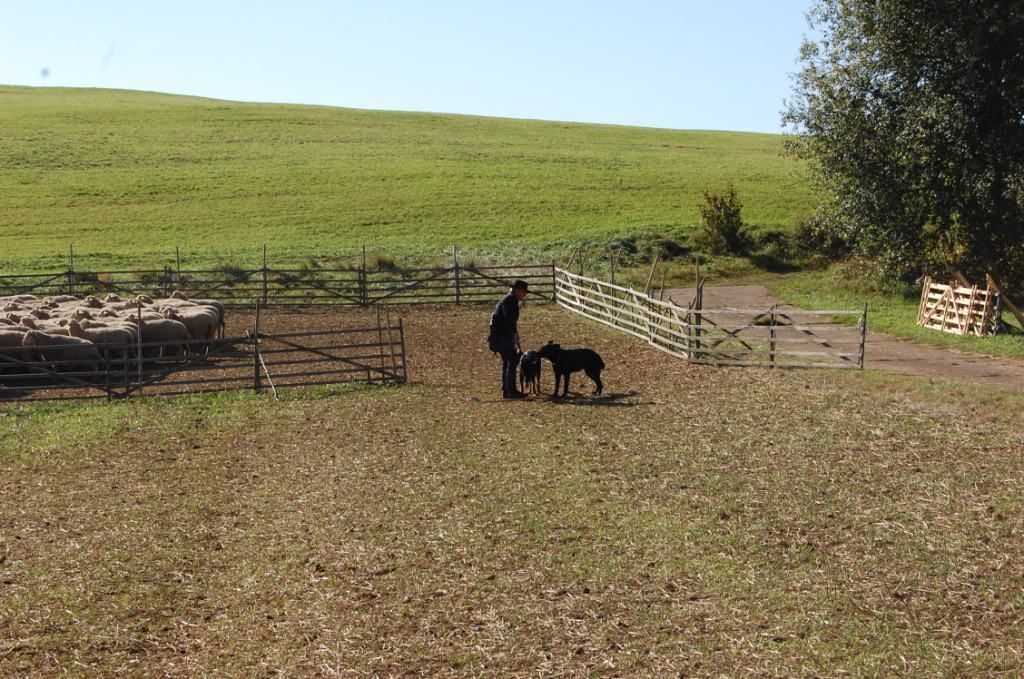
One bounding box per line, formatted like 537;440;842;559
488;279;529;398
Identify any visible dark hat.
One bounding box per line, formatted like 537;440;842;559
512;279;529;291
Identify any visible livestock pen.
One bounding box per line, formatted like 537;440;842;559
0;307;407;401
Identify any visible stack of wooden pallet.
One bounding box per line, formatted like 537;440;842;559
917;276;1001;336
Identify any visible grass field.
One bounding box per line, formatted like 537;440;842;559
2;306;1023;675
0;86;813;271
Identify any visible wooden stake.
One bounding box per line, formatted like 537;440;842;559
659;268;667;301
609;249;619;286
565;246;580;272
453;245;461;305
643;255;660;297
986;274;1024;331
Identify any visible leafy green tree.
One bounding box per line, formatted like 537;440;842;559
695;185;750;256
784;0;1024;289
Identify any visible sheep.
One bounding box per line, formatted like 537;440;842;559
0;294;38;304
29;308;51;320
168;291;226;337
161;306;218;346
19;317;71;336
104;293;123;303
81;295;104;309
0;329;33;372
43;295;79;305
21;330;100;372
0;317;17;326
126;316;190;360
67;320;136;361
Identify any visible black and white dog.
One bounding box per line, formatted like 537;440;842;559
537;340;605;397
519;350;542;395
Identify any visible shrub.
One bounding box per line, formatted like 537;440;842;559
694;186;750;256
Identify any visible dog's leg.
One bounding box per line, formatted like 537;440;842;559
586;368;603;395
563;373;570;397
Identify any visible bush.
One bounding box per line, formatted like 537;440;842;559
693;186;750;256
791;215;850;260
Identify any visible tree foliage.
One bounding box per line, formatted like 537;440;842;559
784;0;1024;288
695;185;750;256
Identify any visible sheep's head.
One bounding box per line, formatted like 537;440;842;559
3;302;22;312
162;308;183;322
100;309;118;318
72;308;93;321
170;290;189;300
30;308;50;320
134;294;154;305
67;319;85;337
104;293;122;303
20;317;37;329
21;330;42;347
82;295;103;308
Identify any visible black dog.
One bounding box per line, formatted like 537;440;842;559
537;341;604;397
519;350;542;395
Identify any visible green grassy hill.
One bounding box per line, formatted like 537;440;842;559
0;86;814;271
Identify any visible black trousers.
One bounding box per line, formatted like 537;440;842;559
499;346;519;395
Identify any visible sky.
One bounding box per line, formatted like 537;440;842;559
0;1;814;134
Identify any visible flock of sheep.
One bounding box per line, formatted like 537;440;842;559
0;292;227;373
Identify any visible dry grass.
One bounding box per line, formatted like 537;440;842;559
2;305;1023;676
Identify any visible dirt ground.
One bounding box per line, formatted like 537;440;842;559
664;285;1024;392
3;305;1024;676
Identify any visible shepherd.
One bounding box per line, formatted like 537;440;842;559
488;279;529;399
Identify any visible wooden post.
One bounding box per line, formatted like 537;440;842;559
658;268;668;301
769;305;777;368
643;255;660;297
262;245;269;306
565;246;580;273
694;278;704;357
917;275;932;325
253;300;262;393
550;260;557;304
176;246;182;287
986;273;1024;331
610;249;619;286
859;302;868;370
453;246;461;305
578;247;587;276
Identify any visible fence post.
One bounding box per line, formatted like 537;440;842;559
859;302;868;369
551;261;558;303
769;305;777;368
68;245;75;297
262;245;269;307
361;246;368;307
176;246;182;289
253;300;262;393
453;246;461;305
398;318;408;384
136;300;143;393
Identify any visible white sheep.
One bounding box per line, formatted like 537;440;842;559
21;330;101;371
126;316;190;360
67;320;137;361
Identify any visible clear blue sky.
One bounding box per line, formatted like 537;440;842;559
1;1;813;133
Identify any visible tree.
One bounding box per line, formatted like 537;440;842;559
783;0;1024;289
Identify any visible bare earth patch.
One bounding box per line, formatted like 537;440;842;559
2;304;1023;676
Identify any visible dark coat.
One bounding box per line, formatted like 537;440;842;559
488;292;519;352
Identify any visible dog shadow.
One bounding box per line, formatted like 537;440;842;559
547;390;648;407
